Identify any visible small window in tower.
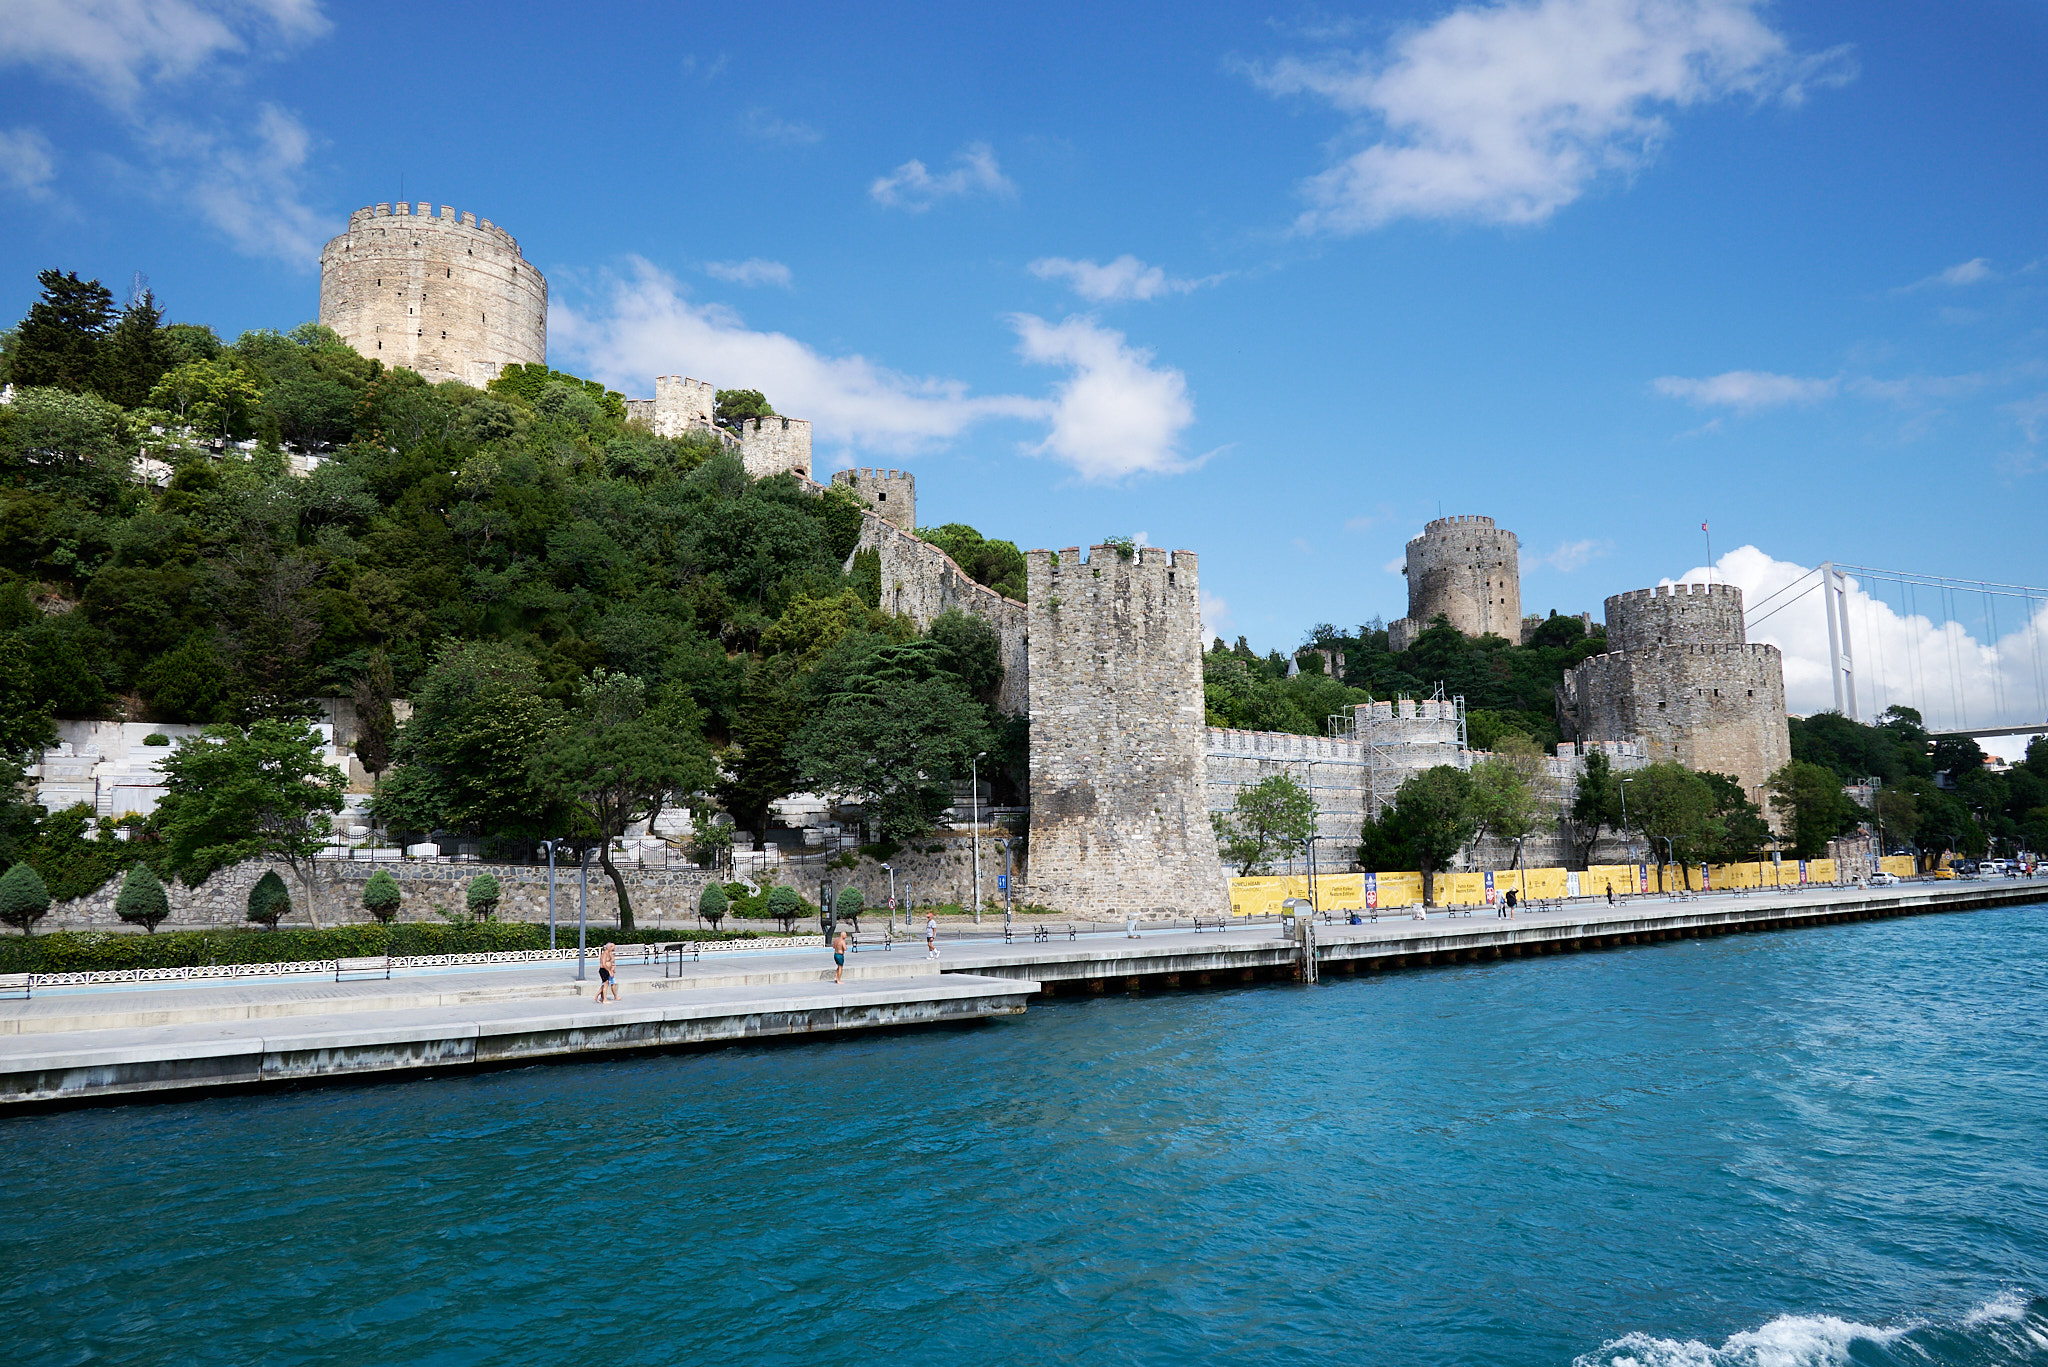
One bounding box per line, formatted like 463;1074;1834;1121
878;492;887;501
446;268;451;278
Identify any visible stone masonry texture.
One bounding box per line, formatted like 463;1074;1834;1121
830;468;916;532
848;511;1029;716
1559;582;1792;801
1026;545;1227;917
319;203;546;387
1389;514;1521;651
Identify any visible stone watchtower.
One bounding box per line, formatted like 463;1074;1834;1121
830;468;916;532
1024;545;1226;917
1388;515;1521;651
736;414;812;481
318;202;547;387
1558;583;1791;802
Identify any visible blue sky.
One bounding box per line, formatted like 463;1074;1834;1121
2;0;2046;738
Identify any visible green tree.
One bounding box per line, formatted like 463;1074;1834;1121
113;862;171;932
154;720;346;925
714;388;774;427
350;650;397;779
788;672;992;842
835;885;864;922
102;288;167;408
27;802;137;900
689;808;733;871
1469;734;1551;870
531;671;717;930
0;385;130;500
1210;773;1319;875
149;357;261;438
1873;786;1919;853
246;869;291;929
466;871;501;919
1361;765;1478;906
915;524;1028;602
765;883;803;931
1768;760;1862;860
1564;751;1621;868
0;635;56;764
0;861;52;934
361;867;402;924
1628;763;1718;888
698;879;728;928
11;269;115;394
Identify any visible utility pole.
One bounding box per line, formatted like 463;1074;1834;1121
577;845;590;981
971;751;986;924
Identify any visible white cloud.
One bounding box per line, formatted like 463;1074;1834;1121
1542;537;1611;571
142;103;326;264
1201;590;1233;646
0;0;329;105
0;126;57;199
1899;257;1996;292
554;259;1046;454
1382;556;1406;575
1028;254;1220;303
705;258;793;289
1009;314;1197;481
739;107;819;145
1653;369;1837;410
1249;0;1848;231
1678;546;2048;749
869;142;1015;212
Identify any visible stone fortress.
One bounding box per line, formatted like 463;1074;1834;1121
623;374;815;481
1388;515;1522;651
318;203;547;388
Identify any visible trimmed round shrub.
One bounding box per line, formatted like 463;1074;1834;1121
0;863;53;935
114;863;171;933
246;870;292;930
835;886;864;920
361;868;401;925
698;881;728;927
466;872;501;920
765;884;802;928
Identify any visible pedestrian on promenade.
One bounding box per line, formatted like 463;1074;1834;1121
1125;911;1139;939
1505;888;1518;915
832;928;849;983
594;941;619;1003
925;911;938;960
1606;882;1615;906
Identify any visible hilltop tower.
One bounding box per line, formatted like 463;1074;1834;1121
1388;515;1521;651
318;203;546;387
737;414;811;480
1558;582;1791;801
1024;544;1226;917
622;376;812;480
831;468;915;532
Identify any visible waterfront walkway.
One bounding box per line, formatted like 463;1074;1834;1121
1;879;2036;1108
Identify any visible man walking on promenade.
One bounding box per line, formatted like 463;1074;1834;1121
832;928;849;983
925;911;938;960
594;941;619;1003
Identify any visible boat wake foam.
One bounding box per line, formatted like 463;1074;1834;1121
1573;1292;2048;1367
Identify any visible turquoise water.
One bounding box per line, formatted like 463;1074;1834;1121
6;904;2048;1366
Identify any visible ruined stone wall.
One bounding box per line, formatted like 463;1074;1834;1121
319;203;546;387
1025;545;1226;916
738;414;811;480
1389;514;1520;650
849;514;1028;715
1560;644;1791;798
830;467;916;532
1606;582;1745;652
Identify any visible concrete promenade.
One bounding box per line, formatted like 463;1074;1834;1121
0;879;2037;1109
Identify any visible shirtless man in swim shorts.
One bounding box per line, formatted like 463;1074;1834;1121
832;928;849;983
594;941;619;1002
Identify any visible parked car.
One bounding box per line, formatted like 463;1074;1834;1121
1869;871;1899;886
1934;867;1959;880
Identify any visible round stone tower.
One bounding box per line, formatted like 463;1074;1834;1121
1388;514;1520;650
319;202;547;388
1604;582;1745;652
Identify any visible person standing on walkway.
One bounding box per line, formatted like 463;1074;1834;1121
925;911;938;960
832;928;849;983
1606;882;1616;906
594;941;619;1003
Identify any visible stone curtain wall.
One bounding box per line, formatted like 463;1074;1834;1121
1605;583;1745;652
848;513;1029;716
645;375;717;436
1389;514;1522;651
318;203;547;388
1561;643;1792;800
830;468;916;532
1025;545;1226;917
738;415;812;480
1206;728;1368;871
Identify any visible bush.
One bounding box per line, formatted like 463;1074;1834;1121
765;884;802;929
0;922;766;974
246;870;291;929
466;872;501;919
143;733;171;746
113;863;170;932
0;863;52;934
835;886;864;920
361;868;401;924
698;881;727;928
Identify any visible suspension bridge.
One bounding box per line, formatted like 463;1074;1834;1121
1743;562;2048;741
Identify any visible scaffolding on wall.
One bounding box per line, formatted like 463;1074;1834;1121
1328;684;1466;823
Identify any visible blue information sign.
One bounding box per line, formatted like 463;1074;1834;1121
996;874;1009;890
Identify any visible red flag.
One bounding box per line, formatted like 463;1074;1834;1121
1701;521;1709;532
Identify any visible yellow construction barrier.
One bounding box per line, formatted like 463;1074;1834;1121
1231;854;1876;911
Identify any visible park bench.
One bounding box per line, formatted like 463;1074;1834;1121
0;971;31;1000
850;932;890;953
1030;924;1077;943
334;955;391;982
1192;915;1220;933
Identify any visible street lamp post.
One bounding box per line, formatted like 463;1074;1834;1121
882;863;895;934
577;845;591;981
1304;835;1321;915
971;751;987;924
541;838;561;951
995;838;1013;934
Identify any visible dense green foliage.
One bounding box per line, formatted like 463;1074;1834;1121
0;921;762;974
1359;766;1479;904
465;871;501;918
916;524;1027;602
1211;773;1318;876
697;880;728;926
0;861;52;933
361;867;402;923
112;862;170;932
245;869;291;929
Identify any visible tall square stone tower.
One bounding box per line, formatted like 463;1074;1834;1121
1024;545;1226;917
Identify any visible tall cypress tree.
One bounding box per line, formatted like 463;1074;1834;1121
12;270;116;394
102;287;166;408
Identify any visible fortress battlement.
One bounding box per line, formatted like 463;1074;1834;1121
346;203;518;249
1608;582;1743;604
1419;513;1497;537
1037;545;1197;574
1572;641;1782;671
830;467;915;531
